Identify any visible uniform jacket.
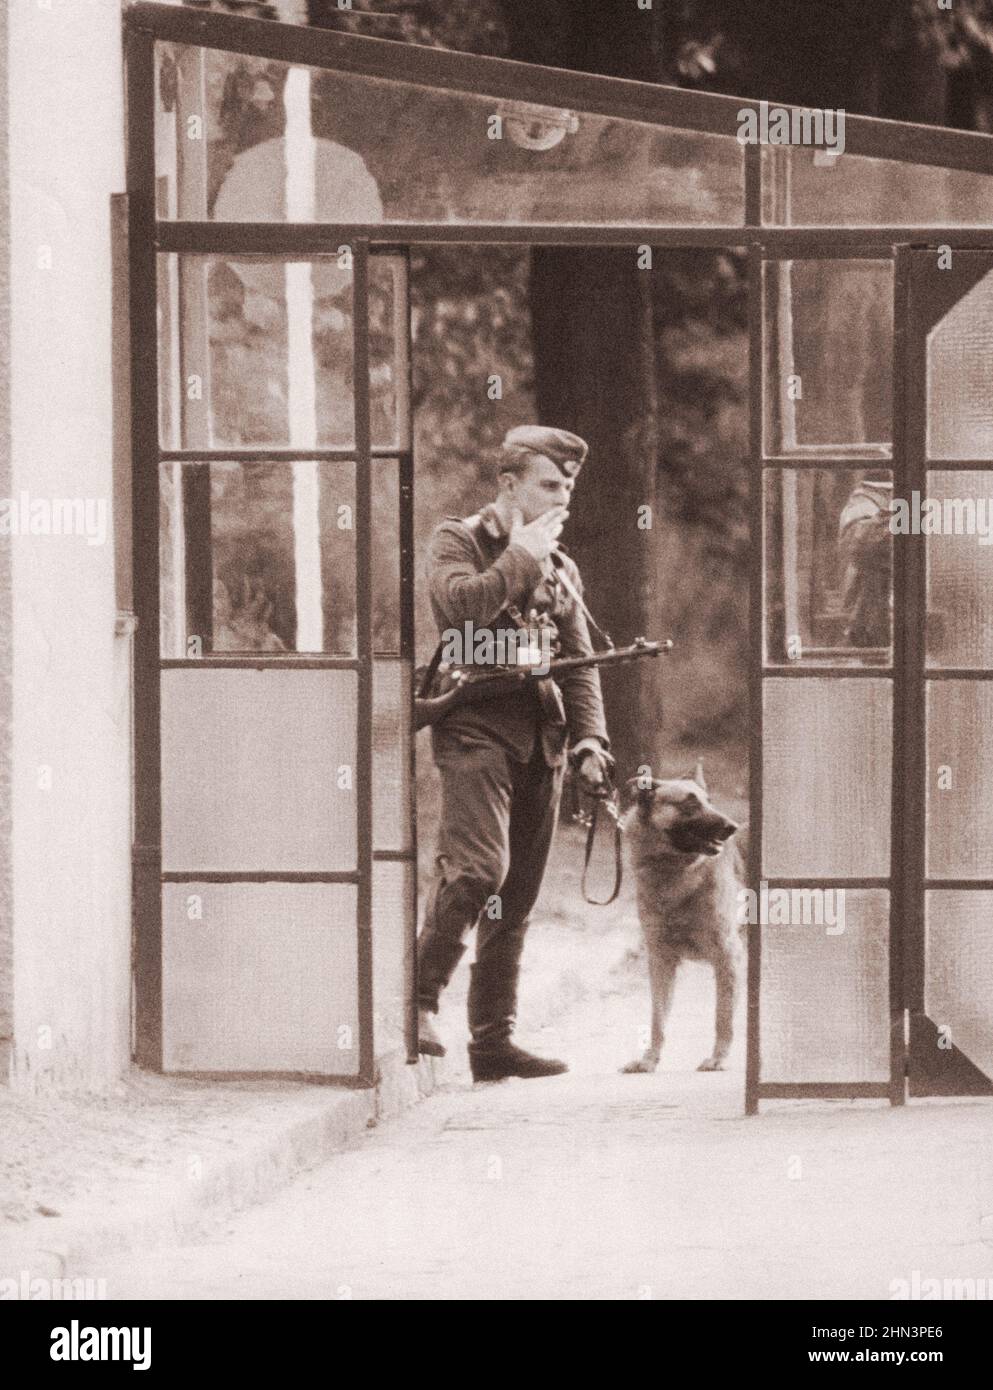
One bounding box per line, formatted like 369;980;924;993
838;480;893;648
425;504;610;768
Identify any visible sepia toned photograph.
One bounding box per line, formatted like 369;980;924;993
3;0;993;1343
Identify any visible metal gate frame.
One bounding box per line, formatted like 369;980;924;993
746;242;909;1113
898;247;993;1099
127;31;406;1085
123;1;993;1100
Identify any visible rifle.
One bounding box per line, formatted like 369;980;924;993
414;636;672;733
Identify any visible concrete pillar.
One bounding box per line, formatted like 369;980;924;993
3;0;132;1091
0;0;13;1078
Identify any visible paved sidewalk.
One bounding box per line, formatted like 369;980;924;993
79;957;993;1301
0;888;612;1289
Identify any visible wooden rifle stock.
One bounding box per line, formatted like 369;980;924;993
414;637;672;732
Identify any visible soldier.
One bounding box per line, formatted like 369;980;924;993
838;470;895;650
416;425;614;1081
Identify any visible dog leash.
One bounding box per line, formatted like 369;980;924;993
573;774;624;906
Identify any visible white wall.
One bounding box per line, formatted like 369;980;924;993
7;0;132;1091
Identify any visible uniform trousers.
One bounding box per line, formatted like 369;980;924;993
416;726;566;1047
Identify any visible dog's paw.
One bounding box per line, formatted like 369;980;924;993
697;1055;728;1072
620;1056;659;1074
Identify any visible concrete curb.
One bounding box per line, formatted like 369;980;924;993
0;929;623;1289
0;1047;444;1287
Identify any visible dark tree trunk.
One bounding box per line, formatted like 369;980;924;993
496;0;970;776
501;0;667;781
714;0;948;122
529;248;662;781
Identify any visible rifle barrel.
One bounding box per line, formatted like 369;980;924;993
470;638;668;684
413;638;672;731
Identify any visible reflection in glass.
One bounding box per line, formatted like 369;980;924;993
763;260;893;457
157;254;357;450
762;146;993;227
160;460;354;655
154;42;745;227
159;459;401;656
369;255;410;452
765;470;893;665
927;271;993;461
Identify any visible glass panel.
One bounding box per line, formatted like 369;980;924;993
760;889;890;1083
926;271;993;460
161;669;357;872
763;146;993;227
372;458;401;654
926;681;993;880
765;469;893;666
373;860;412;1060
159;461;357;656
369;255;410;452
763;260;893;458
373;660;412;853
162;883;359;1074
157;254;355;450
160;458;401;657
762;678;892;878
155;43;745;227
157;252;182;454
926;471;993;668
925;890;993;1080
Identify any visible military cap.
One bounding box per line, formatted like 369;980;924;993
501;425;589;477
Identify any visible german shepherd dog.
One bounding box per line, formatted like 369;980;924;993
620;764;745;1074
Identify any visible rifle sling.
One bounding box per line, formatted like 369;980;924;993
416;638;447;700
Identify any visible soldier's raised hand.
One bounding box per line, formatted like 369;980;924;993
508;505;568;563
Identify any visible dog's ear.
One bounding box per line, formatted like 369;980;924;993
626;776;656;816
681;758;708;793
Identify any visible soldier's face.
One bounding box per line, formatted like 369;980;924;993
506;455;576;523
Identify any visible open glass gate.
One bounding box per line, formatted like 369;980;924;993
751;248;901;1109
902;249;993;1097
752;245;993;1108
124;2;993;1100
128;31;415;1081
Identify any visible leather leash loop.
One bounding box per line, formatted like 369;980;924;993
577;774;623;906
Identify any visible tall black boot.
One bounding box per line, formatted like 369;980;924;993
467;938;567;1081
417;935;467;1009
416;936;467;1057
